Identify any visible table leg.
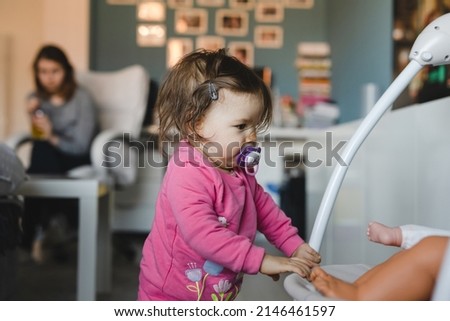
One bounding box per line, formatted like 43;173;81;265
77;195;98;300
97;190;113;293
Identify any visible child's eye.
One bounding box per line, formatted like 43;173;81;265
236;124;247;130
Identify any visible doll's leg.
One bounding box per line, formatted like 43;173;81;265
367;222;402;247
311;236;448;300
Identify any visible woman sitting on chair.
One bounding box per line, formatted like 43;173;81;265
22;44;98;263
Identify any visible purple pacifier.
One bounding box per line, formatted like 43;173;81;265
236;145;261;176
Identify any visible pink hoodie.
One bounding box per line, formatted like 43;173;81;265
138;142;304;301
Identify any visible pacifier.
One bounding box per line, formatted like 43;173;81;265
236;145;261;176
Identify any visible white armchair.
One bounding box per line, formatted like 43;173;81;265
69;64;150;187
7;64;150;188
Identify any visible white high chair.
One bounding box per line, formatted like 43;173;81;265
284;13;450;300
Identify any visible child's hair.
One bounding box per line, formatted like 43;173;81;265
33;44;77;101
157;48;273;146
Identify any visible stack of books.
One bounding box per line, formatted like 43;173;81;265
296;42;338;127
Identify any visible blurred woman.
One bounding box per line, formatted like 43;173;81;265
23;44;98;263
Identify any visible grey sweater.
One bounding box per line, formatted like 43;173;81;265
36;87;98;155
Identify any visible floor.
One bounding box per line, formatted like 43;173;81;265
8;232;292;301
11;232;144;301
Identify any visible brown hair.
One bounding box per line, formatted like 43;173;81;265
157;48;272;146
33;44;77;101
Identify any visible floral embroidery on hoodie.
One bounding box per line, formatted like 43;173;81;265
184;215;242;300
184;260;240;300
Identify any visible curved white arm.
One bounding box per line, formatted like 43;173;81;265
5;132;32;150
90;128;125;169
90;128;139;187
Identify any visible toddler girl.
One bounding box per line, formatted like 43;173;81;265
138;49;320;301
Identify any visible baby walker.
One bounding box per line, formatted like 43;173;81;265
283;13;450;300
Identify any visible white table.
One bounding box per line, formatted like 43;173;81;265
16;176;113;300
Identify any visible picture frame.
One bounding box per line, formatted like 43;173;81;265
229;0;255;10
167;0;193;8
284;0;314;9
228;41;254;67
215;9;249;37
196;0;225;7
166;38;194;68
254;25;283;48
175;9;208;35
136;24;166;47
255;2;284;23
106;0;136;5
137;0;166;22
196;36;226;51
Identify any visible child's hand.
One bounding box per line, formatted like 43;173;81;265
259;253;314;280
291;243;321;266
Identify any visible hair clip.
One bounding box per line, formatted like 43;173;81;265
208;82;218;101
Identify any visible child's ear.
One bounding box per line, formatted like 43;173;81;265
193;117;204;137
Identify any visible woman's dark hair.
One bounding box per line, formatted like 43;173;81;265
33;44;77;101
157;48;273;147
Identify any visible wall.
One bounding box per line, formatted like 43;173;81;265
42;0;90;72
0;0;395;139
89;0;328;101
90;0;395;124
326;0;393;123
0;0;44;138
0;35;10;138
0;0;89;139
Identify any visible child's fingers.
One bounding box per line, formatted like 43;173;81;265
299;256;321;268
303;249;321;263
306;247;321;258
294;244;321;263
288;258;312;278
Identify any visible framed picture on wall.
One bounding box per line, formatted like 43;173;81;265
168;0;193;8
136;24;166;47
254;25;283;48
137;0;166;22
196;36;225;51
255;3;284;23
107;0;136;5
229;0;255;10
167;38;194;68
228;41;254;67
175;9;208;35
284;0;314;9
215;9;249;36
196;0;225;7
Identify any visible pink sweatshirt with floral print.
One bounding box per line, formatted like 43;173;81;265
138;142;304;301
